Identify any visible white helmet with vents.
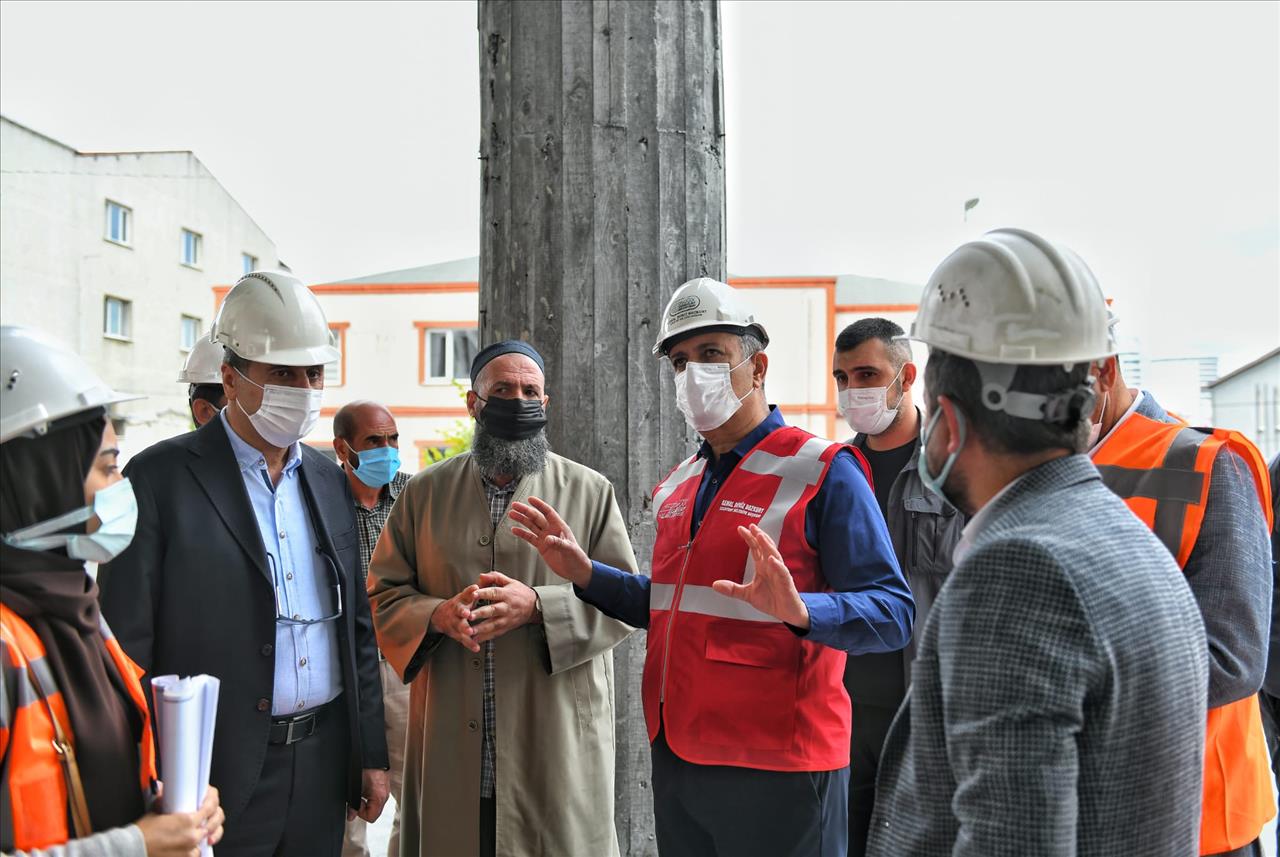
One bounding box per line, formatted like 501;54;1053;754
212;271;339;366
906;228;1112;423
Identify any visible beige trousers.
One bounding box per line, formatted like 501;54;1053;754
342;657;411;857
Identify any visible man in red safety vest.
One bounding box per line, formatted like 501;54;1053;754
509;277;915;857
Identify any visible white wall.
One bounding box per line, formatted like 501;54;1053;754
311;289;478;472
307;283;863;466
0;118;277;462
1144;359;1215;426
1211;354;1280;462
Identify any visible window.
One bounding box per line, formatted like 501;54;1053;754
104;296;132;339
325;323;348;387
181;229;202;267
105;201;131;245
180;315;201;351
419;325;479;383
242;253;257;275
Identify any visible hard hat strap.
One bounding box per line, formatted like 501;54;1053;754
974;361;1095;426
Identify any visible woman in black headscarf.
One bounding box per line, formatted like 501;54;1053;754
0;326;224;857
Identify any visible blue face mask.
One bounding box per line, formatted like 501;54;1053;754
3;478;138;562
350;445;400;489
917;406;967;501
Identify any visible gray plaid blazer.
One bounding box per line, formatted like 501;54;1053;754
868;454;1209;857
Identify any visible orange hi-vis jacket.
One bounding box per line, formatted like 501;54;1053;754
644;426;867;771
0;603;157;851
1092;410;1275;854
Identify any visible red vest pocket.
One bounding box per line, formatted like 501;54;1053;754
697;621;800;751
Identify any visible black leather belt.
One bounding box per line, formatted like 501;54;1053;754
269;701;331;745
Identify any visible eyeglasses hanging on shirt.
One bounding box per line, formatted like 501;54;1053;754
266;548;344;626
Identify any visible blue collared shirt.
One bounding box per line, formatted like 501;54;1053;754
220;410;342;715
578;407;914;653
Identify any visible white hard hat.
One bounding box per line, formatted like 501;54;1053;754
907;228;1113;366
211;271;340;366
653;277;770;356
0;326;142;444
177;330;224;384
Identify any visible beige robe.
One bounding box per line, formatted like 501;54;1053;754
367;451;637;857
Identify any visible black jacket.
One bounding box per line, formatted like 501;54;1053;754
99;417;388;824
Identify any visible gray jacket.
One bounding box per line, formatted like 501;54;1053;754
1266;452;1280;699
1124;393;1272;707
886;442;965;688
869;454;1209;857
846;426;966;705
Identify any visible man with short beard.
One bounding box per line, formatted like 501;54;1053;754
867;230;1209;856
366;340;638;857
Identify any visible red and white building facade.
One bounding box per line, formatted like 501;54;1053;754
216;258;925;472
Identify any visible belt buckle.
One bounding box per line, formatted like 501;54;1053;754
284;712;312;744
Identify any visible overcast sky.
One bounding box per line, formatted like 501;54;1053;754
2;0;1276;372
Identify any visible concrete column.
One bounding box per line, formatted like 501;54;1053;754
478;1;726;852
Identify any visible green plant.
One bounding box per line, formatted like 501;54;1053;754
423;380;473;465
424;419;473;464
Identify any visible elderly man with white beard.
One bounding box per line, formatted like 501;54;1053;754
366;340;638;857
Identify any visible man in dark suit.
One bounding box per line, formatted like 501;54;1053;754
100;271;389;857
868;230;1209;856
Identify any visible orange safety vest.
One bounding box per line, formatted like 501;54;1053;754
0;603;157;851
1092;410;1276;854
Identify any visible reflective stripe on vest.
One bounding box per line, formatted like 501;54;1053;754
649;435;834;625
644;426;856;772
0;604;156;851
1092;412;1276;853
739;436;830;585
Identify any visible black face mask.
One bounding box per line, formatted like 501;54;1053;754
476;395;548;441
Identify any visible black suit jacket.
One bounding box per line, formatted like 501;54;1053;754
99;417;388;824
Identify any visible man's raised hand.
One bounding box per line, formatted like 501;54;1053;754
510;497;593;588
711;524;810;629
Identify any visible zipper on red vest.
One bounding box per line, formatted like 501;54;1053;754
659;539;695;705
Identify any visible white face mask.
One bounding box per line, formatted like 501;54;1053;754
235;369;323;448
3;477;138;563
675;358;753;433
838;364;905;436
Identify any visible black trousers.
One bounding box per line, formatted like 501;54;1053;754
846;702;899;857
480;795;496;857
216;701;349;857
1263;692;1280;857
651;729;849;857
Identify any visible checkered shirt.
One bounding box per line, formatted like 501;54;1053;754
353;471;411;583
480;476;516;799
